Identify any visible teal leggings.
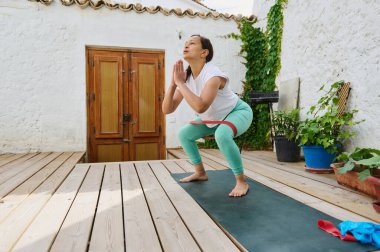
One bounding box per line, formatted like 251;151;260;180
178;99;253;175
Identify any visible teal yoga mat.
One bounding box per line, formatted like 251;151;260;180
172;170;377;252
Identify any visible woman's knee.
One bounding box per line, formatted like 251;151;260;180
214;126;233;144
177;125;191;142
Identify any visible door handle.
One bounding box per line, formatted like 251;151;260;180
123;139;131;142
123;113;131;122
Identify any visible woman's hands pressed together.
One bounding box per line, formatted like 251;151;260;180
173;60;187;87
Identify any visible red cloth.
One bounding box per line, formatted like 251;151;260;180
318;220;357;241
190;120;237;136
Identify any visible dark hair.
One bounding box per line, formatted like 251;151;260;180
185;35;214;81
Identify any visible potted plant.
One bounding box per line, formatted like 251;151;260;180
297;80;362;173
332;148;380;196
272;108;301;162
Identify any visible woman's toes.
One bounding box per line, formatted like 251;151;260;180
229;183;249;197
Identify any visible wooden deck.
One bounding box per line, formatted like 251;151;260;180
0;150;378;251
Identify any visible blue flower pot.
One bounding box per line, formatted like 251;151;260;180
302;145;338;169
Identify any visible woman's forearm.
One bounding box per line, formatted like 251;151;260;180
176;82;207;113
162;84;177;114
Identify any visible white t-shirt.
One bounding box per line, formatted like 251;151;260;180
185;63;239;127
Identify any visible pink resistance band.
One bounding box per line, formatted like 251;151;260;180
190;120;238;136
317;220;357;242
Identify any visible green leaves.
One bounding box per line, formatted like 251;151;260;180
310;80;345;117
357;156;380;166
231;0;287;149
297;80;362;153
265;0;285;90
272;108;300;140
337;161;355;174
335;147;380;180
358;169;372;181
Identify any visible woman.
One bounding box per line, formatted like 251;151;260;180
162;35;253;197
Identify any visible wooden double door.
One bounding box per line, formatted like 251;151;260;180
87;48;166;162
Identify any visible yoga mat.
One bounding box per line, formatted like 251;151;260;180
172;170;377;252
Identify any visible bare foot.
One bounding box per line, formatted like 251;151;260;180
229;182;249;197
180;172;208;183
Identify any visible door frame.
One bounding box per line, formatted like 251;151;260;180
85;46;166;162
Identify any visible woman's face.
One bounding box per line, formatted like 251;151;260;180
183;36;207;61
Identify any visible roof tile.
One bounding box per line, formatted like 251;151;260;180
30;0;256;22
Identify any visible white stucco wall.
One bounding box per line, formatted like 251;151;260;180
0;0;244;153
253;0;380;150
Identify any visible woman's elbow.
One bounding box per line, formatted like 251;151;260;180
195;104;209;114
162;108;172;115
162;104;176;115
162;105;170;115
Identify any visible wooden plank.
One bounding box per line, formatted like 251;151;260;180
175;160;194;172
201;149;380;223
0;153;15;161
0;154;12;161
49;164;104;252
0;153;87;251
0;153;38;175
244;150;274;158
166;153;177;159
168;149;189;159
195;153;228;170
85;160;162;166
120;162;161;252
0;152;53;185
243;150;306;168
306;201;373;222
0;152;74;222
0;152;60;199
13;162;91;252
168;149;226;171
175;159;214;172
135;162;200;252
89;163;124;252
169;148;226;170
241;150;337;181
161;160;186;173
0;154;28;168
150;162;240;252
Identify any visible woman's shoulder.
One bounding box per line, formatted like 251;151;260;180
204;63;224;74
203;63;227;80
204;62;219;70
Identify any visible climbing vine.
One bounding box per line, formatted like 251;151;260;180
201;0;287;149
264;0;287;90
234;19;269;149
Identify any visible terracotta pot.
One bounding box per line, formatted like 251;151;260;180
366;176;380;200
331;163;379;199
372;202;380;213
